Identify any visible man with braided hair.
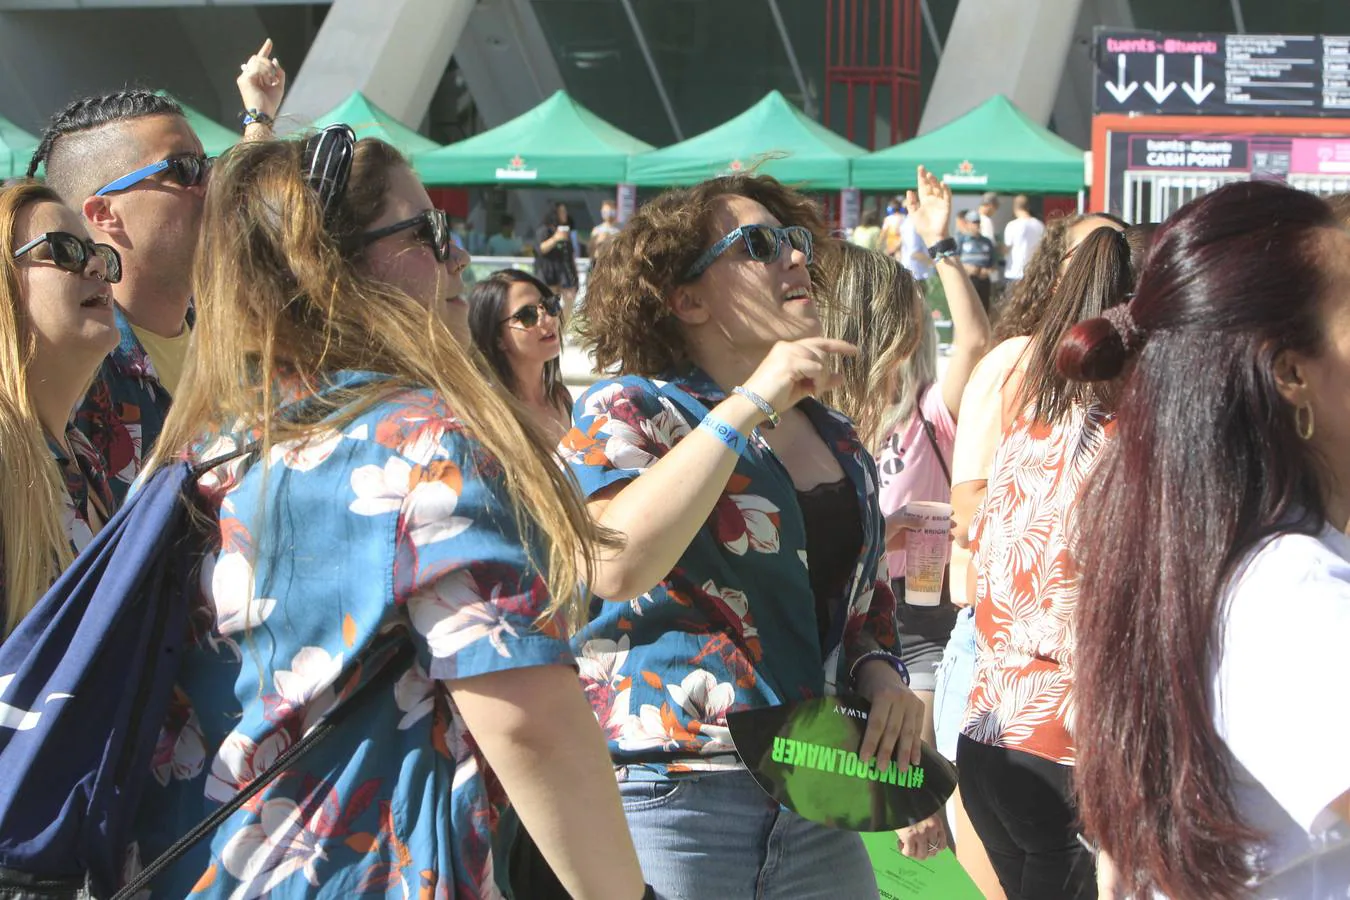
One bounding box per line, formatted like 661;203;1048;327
28;41;285;504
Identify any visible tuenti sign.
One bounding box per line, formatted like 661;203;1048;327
1095;29;1350;117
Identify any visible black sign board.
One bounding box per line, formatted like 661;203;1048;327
1095;29;1350;117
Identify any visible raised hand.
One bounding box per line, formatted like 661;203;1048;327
237;38;286;120
909;164;953;249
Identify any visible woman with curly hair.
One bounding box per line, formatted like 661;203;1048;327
561;174;925;898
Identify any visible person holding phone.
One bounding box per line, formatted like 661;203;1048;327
535;202;579;316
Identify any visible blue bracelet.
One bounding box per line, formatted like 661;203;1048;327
850;650;910;688
732;386;781;427
698;414;748;455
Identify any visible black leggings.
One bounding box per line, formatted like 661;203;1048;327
956;734;1097;900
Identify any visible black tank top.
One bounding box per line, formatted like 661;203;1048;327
795;477;863;649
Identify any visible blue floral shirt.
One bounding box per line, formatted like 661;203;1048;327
560;367;899;779
132;371;573;899
74;309;174;508
0;427;114;630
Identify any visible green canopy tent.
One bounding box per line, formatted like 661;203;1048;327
155;92;240;158
625;90;865;190
851;94;1085;194
415;90;652;186
0;115;39;179
311;91;441;156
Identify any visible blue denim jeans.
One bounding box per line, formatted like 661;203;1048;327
933;605;978;762
619;770;880;899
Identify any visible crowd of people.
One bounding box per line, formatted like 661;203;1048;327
0;37;1348;900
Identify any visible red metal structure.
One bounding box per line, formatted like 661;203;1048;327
824;0;923;150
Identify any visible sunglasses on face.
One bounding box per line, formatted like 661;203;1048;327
13;232;123;283
684;224;814;281
351;209;454;262
94;153;210;197
501;294;563;328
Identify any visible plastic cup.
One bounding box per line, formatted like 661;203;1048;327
903;501;952;606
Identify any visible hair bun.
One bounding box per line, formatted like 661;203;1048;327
1056;315;1131;382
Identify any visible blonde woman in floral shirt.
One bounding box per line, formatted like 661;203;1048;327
129;132;649;900
562;174;925;898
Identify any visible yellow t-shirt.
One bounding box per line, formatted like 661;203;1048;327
129;322;191;395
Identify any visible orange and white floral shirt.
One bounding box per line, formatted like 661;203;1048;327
962;403;1114;765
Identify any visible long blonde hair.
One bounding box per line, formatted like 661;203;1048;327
0;182;79;637
146;138;608;629
816;242;923;451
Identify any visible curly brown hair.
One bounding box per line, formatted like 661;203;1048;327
992;211;1127;342
576;174;830;375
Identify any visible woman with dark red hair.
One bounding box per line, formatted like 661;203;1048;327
1062;181;1350;899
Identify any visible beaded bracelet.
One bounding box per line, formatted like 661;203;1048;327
240;108;275;131
732;386;780;427
849;650;910;688
698;414;747;456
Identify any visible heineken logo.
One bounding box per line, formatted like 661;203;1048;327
944;159;989;186
496;153;538;181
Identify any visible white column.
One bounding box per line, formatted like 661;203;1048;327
279;0;476;131
918;0;1086;133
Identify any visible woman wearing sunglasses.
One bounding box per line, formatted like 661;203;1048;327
0;182;121;637
128;128;650;900
562;174;923;898
467;269;572;444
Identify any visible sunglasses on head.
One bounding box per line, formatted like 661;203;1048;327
303;123;357;226
685;224;814;281
13;232;123;283
501;293;563;328
349;208;454;262
94;153;210;197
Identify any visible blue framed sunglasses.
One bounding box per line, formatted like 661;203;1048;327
94;153;210;197
684;224;813;281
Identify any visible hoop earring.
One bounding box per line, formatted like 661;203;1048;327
1296;403;1315;441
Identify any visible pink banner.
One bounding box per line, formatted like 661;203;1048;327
1290;138;1350;175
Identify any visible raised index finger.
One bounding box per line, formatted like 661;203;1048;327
795;337;859;358
256;38;273;59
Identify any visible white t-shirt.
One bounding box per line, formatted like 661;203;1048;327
1210;525;1350;898
1003;216;1046;280
899;216;934;280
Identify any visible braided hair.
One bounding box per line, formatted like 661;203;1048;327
29;90;184;195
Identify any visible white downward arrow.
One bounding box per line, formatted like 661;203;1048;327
1104;53;1138;103
1144;54;1176;103
1182;54;1215;104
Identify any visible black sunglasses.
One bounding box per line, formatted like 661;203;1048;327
94;153;210;197
13;232;123;283
500;293;563;328
349;209;453;262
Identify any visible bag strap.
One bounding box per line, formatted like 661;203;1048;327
111;642;415;900
916;405;952;485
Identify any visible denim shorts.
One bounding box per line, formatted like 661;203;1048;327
932;605;978;762
618;770;880;899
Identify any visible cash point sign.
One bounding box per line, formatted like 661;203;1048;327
1127;136;1249;171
